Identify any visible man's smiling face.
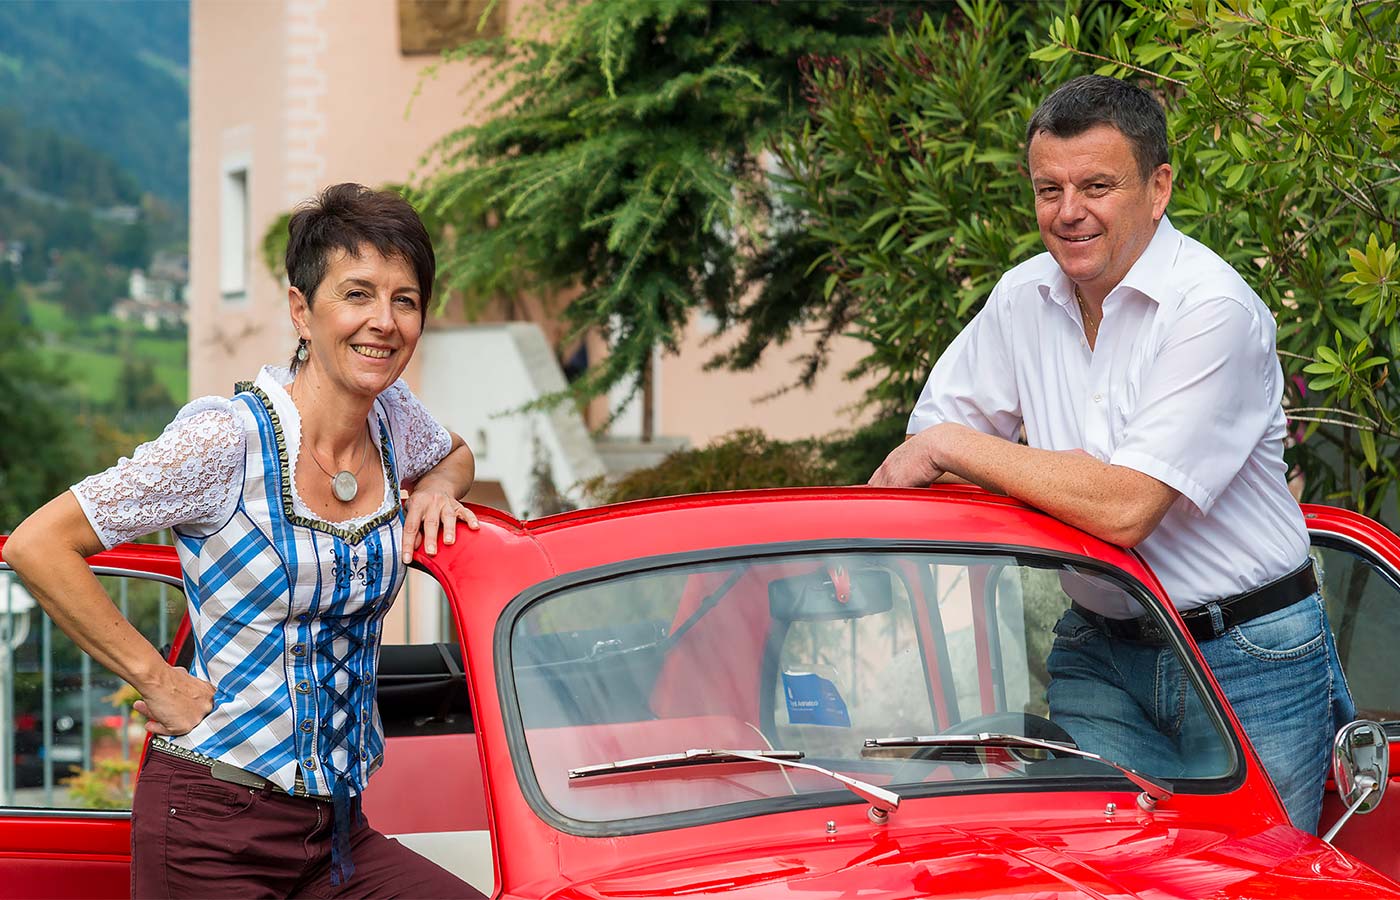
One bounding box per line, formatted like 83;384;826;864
1028;124;1172;302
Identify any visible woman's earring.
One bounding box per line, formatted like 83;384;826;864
296;339;309;363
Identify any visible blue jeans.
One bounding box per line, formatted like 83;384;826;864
1047;592;1354;833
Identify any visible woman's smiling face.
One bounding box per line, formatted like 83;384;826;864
290;244;424;400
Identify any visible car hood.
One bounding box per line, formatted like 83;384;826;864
547;818;1398;899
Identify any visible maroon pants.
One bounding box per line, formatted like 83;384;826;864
130;749;485;899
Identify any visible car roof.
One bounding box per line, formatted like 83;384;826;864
457;485;1160;598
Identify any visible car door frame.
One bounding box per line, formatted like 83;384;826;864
1302;504;1400;880
0;537;183;900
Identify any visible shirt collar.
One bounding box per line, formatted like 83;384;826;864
1038;214;1183;309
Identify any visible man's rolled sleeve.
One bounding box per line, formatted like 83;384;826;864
1108;297;1275;516
907;285;1022;441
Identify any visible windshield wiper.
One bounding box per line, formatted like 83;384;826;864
863;732;1173;811
569;748;901;823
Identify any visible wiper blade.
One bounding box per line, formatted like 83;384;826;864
569;748;803;778
570;748;901;823
863;732;1173;811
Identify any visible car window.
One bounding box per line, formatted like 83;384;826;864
1312;539;1400;725
506;547;1236;830
1;568;180;812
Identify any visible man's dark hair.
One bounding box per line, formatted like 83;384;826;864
285;182;436;318
1025;75;1168;180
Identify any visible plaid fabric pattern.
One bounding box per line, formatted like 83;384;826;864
168;376;404;799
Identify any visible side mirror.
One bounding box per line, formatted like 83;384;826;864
770;565;896;622
1323;719;1390;843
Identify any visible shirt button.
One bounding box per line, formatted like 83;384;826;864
300;719;314;733
292;643;305;656
295;681;311;694
304;757;317;770
1093;393;1102;403
297;614;310;624
360;750;368;761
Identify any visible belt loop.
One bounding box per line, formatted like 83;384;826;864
1205;601;1226;638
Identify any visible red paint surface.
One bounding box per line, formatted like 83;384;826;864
4;490;1400;898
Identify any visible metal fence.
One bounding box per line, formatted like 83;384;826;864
1;542;446;811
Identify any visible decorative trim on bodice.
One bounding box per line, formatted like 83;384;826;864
235;382;401;544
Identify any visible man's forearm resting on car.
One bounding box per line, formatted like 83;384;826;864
870;422;1178;547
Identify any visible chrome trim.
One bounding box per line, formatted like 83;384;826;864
0;562;185;592
1308;531;1400;589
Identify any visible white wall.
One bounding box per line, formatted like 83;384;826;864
417;324;605;516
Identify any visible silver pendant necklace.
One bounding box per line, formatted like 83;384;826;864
305;429;372;502
289;377;373;503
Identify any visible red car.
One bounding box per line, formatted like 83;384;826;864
2;486;1398;898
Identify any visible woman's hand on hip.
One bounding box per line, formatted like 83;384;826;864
403;486;480;562
133;666;215;736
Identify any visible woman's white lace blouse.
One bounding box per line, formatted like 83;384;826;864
71;370;453;550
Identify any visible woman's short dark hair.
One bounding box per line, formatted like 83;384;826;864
1025;75;1169;180
285;183;435;317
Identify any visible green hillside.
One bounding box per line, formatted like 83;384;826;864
0;0;188;209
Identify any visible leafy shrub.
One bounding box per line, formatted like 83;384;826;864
1038;0;1400;517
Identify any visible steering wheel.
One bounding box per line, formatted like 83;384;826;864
910;712;1079;762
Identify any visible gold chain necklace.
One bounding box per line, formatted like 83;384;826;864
1074;286;1100;343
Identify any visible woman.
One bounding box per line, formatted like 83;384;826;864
4;184;485;898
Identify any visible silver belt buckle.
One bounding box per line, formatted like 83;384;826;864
210;760;268;790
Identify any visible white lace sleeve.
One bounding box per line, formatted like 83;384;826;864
70;398;246;549
379;379;453;484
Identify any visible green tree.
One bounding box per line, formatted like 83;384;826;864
1036;0;1400;518
413;0;928;422
752;0;1117;414
0;283;86;530
114;356;174;417
49;250;123;321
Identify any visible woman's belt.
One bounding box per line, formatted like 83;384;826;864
149;736;322;800
1072;560;1319;645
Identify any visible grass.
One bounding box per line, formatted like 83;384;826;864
25;296;70;333
47;345;186;406
25;295;188;406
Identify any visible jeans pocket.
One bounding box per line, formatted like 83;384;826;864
1051;607;1100;645
1228;596;1325;662
180;780;259;821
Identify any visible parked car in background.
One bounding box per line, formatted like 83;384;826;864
1;486;1398;898
12;678;127;790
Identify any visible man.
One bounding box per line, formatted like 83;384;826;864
869;75;1353;833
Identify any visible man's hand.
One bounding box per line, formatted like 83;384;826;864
868;430;946;487
402;486;480;563
133;666;215;736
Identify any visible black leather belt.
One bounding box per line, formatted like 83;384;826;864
1072;560;1319;645
149;737;321;799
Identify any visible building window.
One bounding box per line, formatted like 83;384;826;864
220;166;249;300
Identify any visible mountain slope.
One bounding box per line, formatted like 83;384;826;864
0;0;188;208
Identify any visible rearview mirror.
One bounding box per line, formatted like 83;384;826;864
1323;719;1390;843
769;565;895;622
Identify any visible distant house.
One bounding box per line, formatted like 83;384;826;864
112;296;186;330
128;252;189;306
0;239;23;268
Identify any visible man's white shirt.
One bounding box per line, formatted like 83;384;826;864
908;216;1309;610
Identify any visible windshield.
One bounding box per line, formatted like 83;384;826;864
507;548;1235;827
